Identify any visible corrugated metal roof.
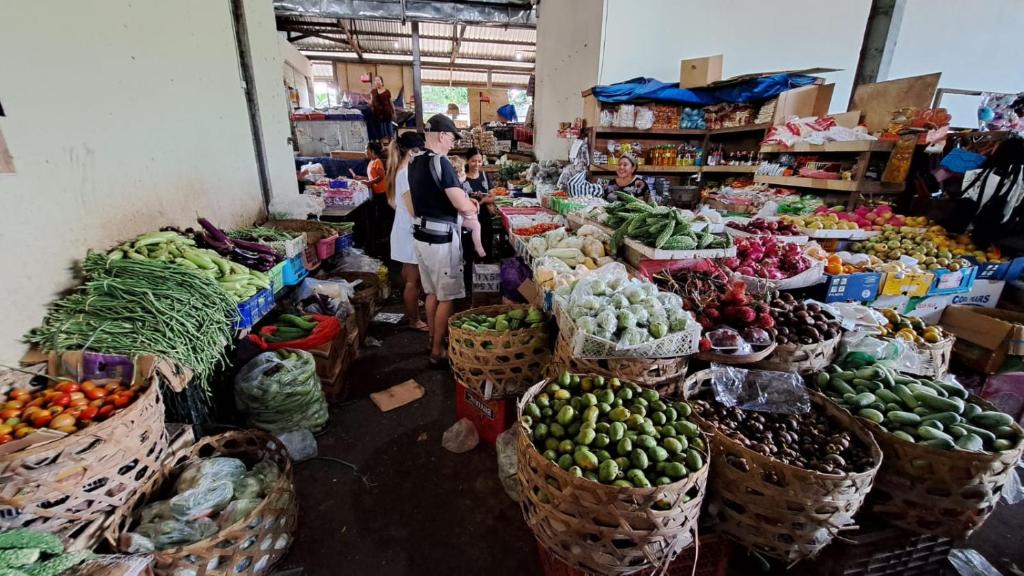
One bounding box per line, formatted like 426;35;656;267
490;73;531;85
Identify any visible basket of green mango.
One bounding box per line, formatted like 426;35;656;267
516;371;709;576
448;305;551;398
813;357;1024;539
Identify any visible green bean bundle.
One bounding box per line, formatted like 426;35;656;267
25;252;238;392
227;227;295;243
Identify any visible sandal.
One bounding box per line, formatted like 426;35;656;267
427;355;450;369
410;321;429;333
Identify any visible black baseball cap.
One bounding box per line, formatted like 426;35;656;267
425;113;460;136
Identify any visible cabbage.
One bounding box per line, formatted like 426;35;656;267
588;279;608;297
576;316;598;334
609;293;630;310
617;309;637;330
658;292;683;310
623;284;644;304
619;327;652;347
627;304;649;326
668;308;690;331
597;310;618;332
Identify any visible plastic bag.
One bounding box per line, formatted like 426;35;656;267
295;278;355;320
234;349;329;434
144;518;219;549
948;548;1004;576
495;428;520;502
219;498;263;529
252;459;280;486
613;104;636;128
599;108;614;127
1001;460;1024;505
276;428;318;462
268;194;325;219
232;473;264;501
710;363;810;415
634;106;655;130
170;480;234;521
333;248;382;274
248;314;342;351
442;418;479;453
175;458;247;493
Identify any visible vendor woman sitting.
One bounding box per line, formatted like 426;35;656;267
603;154;651;202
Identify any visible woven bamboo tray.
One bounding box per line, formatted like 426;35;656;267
449;304;551;398
848;395;1023;539
695;341;777;365
516;378;709;575
110;430;297;576
550;333;687;398
681;370;882;563
752;336;840;374
0;361;168;542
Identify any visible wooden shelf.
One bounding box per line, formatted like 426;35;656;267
708;123;771;135
753;175;904;194
591;164;700;173
760;141;895;154
592;127;706;136
701;165;757;173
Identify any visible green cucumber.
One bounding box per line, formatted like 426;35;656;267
920;412;962;426
993;438;1017;451
962;403;982;419
955;434;985;452
916;392;964;414
917;379;949;397
917;426;954;443
874;388;901;405
852;392;877;408
970;411;1014;429
891;430;916;443
858;408;884;424
887;411;922;426
920;420;944;431
948;425;968;439
994;426;1018;439
830;376;856;396
852;378;881;391
920;437;955;450
893;384;920;409
936;381;968;400
956;423;997;444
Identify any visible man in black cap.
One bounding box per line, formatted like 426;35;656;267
410;113;479;367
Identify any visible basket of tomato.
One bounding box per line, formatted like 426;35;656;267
0;352;172;546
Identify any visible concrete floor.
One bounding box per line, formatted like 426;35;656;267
276;305;1024;576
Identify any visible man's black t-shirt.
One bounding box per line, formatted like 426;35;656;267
409;151;461;222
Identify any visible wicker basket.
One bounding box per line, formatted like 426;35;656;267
854;395;1023;539
899;337;954;379
681;370;882;563
448;305;551;398
752;336;840;374
793;522;952;576
695;341;777;365
110;430;297;576
536;533;730;576
516;378;709;576
555;307;702;360
0;358;169;543
550;333;687;398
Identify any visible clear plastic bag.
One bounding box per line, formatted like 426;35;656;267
1001;460;1024;505
948;548;1004;576
169;480;234;521
295;278;355;320
599;108;614;127
442;418;479;453
276;428;319;462
218;498;262;529
332;247;383;274
232;473;264;501
235;349;329;435
634;106;655;130
175;458;246;493
495;427;520;502
710;363;811;415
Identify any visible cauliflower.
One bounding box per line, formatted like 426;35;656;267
597;309;618;332
610;293;630;309
619;327;652;348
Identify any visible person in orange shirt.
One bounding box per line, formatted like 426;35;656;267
351;142;391;257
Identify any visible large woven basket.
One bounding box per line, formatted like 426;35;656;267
853;395;1023;539
555;308;701;360
448;304;551;398
681;370;882;563
550;333;687;398
0;360;169;544
110;430;297;576
516;378;709;575
752;336;840;374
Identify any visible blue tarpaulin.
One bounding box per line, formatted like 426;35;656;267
590;74;819;106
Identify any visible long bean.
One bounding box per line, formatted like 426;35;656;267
25;252;238;393
227;226;295;243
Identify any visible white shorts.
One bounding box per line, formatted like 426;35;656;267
414;234;465;302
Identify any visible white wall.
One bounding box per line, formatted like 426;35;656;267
242;0;300;202
533;0;605;160
886;0;1024;126
0;1;272;362
599;0;872;112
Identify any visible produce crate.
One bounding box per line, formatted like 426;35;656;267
317;234;339;260
269;260;287;295
455;381;514;445
335;231;354;252
109;430;297;576
282;255;309;287
268;233;306;258
235;288;274;330
537;534;729;576
550;195;587;216
794;523;952;576
550;332;687;398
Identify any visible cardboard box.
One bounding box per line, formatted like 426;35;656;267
455;381;514;445
940;305;1024;374
680;55;723;89
473;263;501;293
950;279;1006;309
823;272;882;303
928;266;977;296
773;83;834;125
880;270;934;298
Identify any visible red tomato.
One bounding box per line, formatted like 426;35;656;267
55;381;80;393
80;380;96;391
49;413;77;430
0;408;21;420
89;399;104;408
111;392;133;408
69;392;85;401
8;389;31;401
78;406;99;422
83;387;108;401
69;398;89;408
49;394;71;408
26;397;47;409
0;434;12;444
97;405;115;420
31;412;53;428
64;405;85;418
104;382;121;392
4;400;24;410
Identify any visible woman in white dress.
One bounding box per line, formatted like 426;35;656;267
387;132;428;331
